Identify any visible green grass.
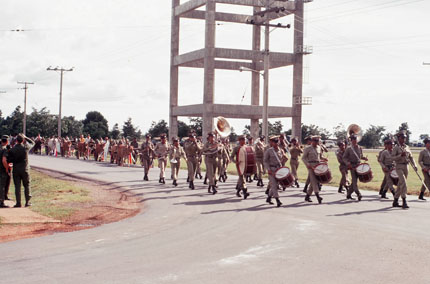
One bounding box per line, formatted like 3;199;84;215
152;150;424;195
7;169;91;220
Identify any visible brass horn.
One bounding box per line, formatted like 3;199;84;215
346;124;363;142
214;116;231;138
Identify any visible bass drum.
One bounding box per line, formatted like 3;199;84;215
275;167;294;188
356;163;373;183
313;163;332;184
390;169;399;186
236;146;256;176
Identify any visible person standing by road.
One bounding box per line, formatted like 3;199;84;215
417;138;430;201
0;135;11;208
8;134;35;207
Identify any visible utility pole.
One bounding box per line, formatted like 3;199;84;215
17;81;34;135
47;66;74;138
262;1;270;143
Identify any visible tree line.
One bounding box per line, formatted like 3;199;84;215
0;106;427;148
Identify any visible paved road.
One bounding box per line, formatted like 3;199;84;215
1;155;430;284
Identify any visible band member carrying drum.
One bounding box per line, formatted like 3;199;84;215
289;137;303;188
418;138;430;201
378;139;396;199
342;134;368;201
336;141;350;194
302;135;327;204
231;135;250;199
263;135;286;207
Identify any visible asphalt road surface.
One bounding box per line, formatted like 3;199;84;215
1;155;430;284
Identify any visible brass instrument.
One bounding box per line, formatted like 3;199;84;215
346;124;363;143
214;116;231;138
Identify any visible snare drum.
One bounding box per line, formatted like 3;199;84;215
275;167;294;188
313;163;332;184
236;146;256;176
390;169;399;186
356;163;373;183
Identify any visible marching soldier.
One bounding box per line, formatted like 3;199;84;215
216;139;225;182
130;137;139;164
335;141;349;193
231;135;250;199
342;134;368;201
196;137;204;180
218;138;230;183
289;137;303;188
140;134;155;181
169;137;186;187
246;136;256;183
279;134;290;164
202;132;218;194
0;135;10;208
378;139;396;199
154;134;169;184
183;133;202;189
255;135;266;187
418;138;430;200
377;144;388;197
8;134;35;207
263;135;285;207
302;135;327;204
392;131;417;208
303;135;313;193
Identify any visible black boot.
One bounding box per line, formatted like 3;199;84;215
338;185;344;193
346;194;355;200
266;196;274;205
0;202;9;208
381;190;388;199
236;184;239;190
189;181;195;190
162;178;165;184
357;195;362;201
144;174;148;181
419;192;426;200
303;184;308;193
198;173;203;179
243;188;250;200
275;198;282;207
173;180;177;187
316;193;323;204
295;180;300;188
379;188;383;196
208;186;212;193
236;189;242;197
259;179;264;187
392;198;401;207
305;194;312;202
212;186;217;195
265;188;269;195
204;177;208;185
187;176;190;183
158;178;162;184
318;183;322;191
402;198;409;209
224;174;228;181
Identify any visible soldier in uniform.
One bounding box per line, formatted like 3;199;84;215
245;136;256;183
392;131;417;208
302;135;313;193
378;139;396;199
183;133;202;189
231;135;250;199
0;135;10;208
140;134;155;181
8;134;35;207
202;132;218;194
130;137;139;164
418;138;430;200
335;141;349;193
279;134;290;164
195;137;204;180
218;138;230;183
169;137;186;187
254;135;266;187
154;134;169;184
377;143;388;197
302;135;327;204
289;137;303;188
342;134;368;201
263;135;285;207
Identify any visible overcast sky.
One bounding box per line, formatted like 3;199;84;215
1;0;429;140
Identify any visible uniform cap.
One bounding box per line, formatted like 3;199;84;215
384;139;394;145
269;135;279;142
238;135;245;140
207;131;215;137
259;135;265;140
311;135;321;141
337;141;345;147
160;134;166;139
290;137;297;142
349;134;358;140
172;137;179;142
188;133;196;138
304;135;312;141
1;135;9;140
396;130;407;138
424;138;430;144
145;134;152;138
246;135;253;140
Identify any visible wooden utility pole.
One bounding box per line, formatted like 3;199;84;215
17;81;34;135
47;67;74;138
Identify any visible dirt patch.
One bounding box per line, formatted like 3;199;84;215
0;169;142;243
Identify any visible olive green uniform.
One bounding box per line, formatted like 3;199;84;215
202;141;218;187
9;138;35;206
183;139;202;182
378;149;396;195
0;146;9;204
343;145;364;198
418;148;430;194
169;145;186;182
302;145;323;196
140;141;155;176
336;148;349;188
254;141;266;180
290;146;303;182
392;144;416;199
231;145;246;191
263;147;285;198
154;142;170;179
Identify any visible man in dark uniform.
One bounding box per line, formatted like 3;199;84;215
8;134;35;207
0;135;11;208
140;134;154;181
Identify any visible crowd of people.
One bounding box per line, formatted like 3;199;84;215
1;130;430;210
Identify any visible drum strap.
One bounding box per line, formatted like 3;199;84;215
272;148;282;168
351;146;361;161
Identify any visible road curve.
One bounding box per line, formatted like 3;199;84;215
1;155;430;284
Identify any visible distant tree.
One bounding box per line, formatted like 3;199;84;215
122;117;140;139
110;123;120;139
319;128;331;140
419;134;429;141
301;124;320;143
333;123;347;142
243;121;284;137
82;111;109;139
188;117;202;137
359;125;385;148
25;107;56;137
147;119;169;138
229;126;238;142
178;120;190;139
62;116;83;138
397;122;412;145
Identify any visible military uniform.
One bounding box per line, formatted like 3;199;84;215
8;135;35;207
302;141;324;203
202;136;218;194
183;138;202;189
219;141;230;182
196;139;203;179
0;138;10;207
418;146;430;200
254;138;266;187
342;143;365;200
130;140;139;164
140;139;155;181
377;148;387;195
391;139;416;207
289;143;303;188
231;139;250;199
335;147;349;193
169;142;186;186
263;139;285;207
154;139;170;183
378;147;396;198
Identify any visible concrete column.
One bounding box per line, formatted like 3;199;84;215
250;7;261;140
202;0;216;142
169;0;180;140
292;0;304;142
